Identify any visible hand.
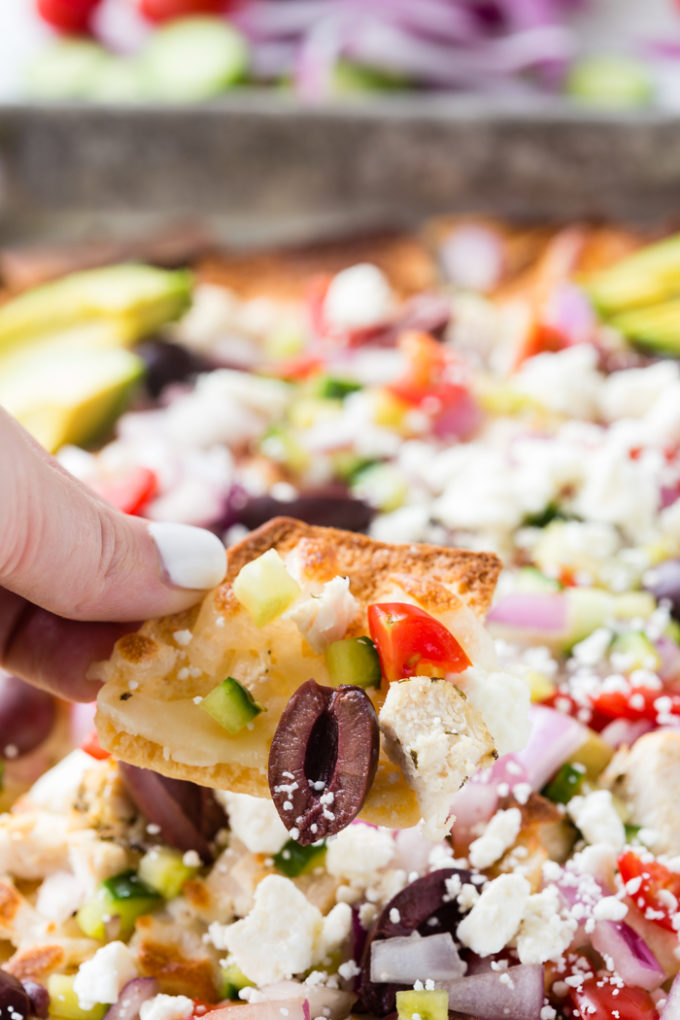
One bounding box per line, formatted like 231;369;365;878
0;409;226;701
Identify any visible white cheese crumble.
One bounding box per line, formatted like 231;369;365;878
567;790;626;850
287;575;358;653
172;629;193;647
217;791;289;855
73;941;137;1009
457;874;531;956
593;896;628;921
515;887;577;965
462;666;532;757
323;263;394;329
140;995;194;1020
469;807;522;869
325;825;395;882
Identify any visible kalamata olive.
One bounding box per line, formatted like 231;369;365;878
268;679;379;845
0;969;33;1020
21;981;48;1019
0;674;56;757
234;489;374;534
136;338;209;399
119;763;227;862
358;868;471;1016
645;559;680;620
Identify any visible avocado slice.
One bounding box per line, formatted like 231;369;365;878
585;233;680;317
609;298;680;356
0;344;144;452
0;264;193;352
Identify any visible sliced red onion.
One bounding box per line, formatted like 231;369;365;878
487;592;567;635
0;674;56;757
196;1001;309;1020
70;701;97;747
449;777;499;841
258;982;355;1020
440;964;544;1020
392;826;435;877
657;635;680;681
662;972;680;1019
370;932;465;984
514;704;588;791
543;282;595;347
103;978;158;1020
431;389;482;441
600;717;655;749
440;224;505;293
591;921;665;992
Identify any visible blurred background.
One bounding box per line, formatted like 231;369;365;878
2;0;680;109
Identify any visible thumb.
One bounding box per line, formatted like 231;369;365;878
0;409;226;622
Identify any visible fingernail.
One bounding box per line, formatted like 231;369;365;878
148;522;226;590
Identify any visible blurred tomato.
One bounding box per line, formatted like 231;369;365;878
36;0;101;33
138;0;225;22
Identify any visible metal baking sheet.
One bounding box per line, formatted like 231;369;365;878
0;94;678;248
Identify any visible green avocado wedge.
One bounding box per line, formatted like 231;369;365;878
0;343;144;452
0;264;193;352
609;298;680;356
585;233;680;317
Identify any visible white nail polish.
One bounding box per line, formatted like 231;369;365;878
148;522;226;590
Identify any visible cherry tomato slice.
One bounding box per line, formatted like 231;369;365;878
618;850;680;933
36;0;101;33
567;974;659;1020
91;466;158;516
591;685;680;724
81;729;111;761
367;602;470;684
138;0;225;23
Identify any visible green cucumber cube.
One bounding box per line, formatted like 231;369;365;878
138;847;199;899
220;959;255;1000
77;870;161;940
396;989;449;1020
232;549;301;627
542;761;585;804
47;975;106;1020
325;636;382;689
200;677;264;734
273;838;327;878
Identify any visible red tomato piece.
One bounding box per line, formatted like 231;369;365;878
618;851;680;933
367;602;471;684
591;685;680;724
138;0;225;23
91;465;158;516
265;354;325;381
81;729;111;761
36;0;101;33
567;974;659;1020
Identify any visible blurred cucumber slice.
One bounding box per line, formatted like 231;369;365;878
25;38;112;101
567;55;654;109
90;57;146;104
141;17;249;101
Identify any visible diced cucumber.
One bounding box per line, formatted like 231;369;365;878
332;60;409;93
569;731;613;781
567;55;654;110
25;39;112;101
396;989;449;1020
273;838;327;878
526;670;556;703
141;17;249;102
326;637;382;689
562;588;616;650
260;426;309;473
48;975;106;1020
314;376;362;400
515;567;562;594
542;762;585;804
351;462;407;512
233;549;301;627
522;504;568;530
288;396;342;430
138;847;199;899
220;958;255;1000
77;870;161;940
332;454;379;483
585;233;680;317
614;591;657;621
609;631;661;672
200;677;264;734
90;56;146;104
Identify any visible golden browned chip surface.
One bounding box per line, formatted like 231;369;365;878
95;518;500;828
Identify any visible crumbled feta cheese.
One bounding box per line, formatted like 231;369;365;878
325;825;395;881
379;675;496;841
567;791;625;850
323;264;394;329
140;995;194;1020
513;345;602;419
515;887;577;964
287;576;358;653
462;667;532;757
74;941;137;1009
215;875;324;984
217;791;289;854
318;902;353;957
593;896;628;921
469;808;522;870
457;874;531;956
173;629;193;647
